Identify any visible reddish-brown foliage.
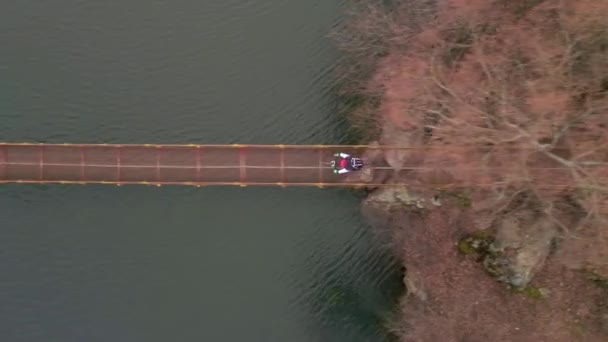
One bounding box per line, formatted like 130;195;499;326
338;0;608;340
389;207;608;342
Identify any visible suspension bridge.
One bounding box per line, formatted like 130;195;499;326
0;143;603;189
0;143;387;188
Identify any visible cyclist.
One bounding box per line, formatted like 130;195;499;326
332;152;364;174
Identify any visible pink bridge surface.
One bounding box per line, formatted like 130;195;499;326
0;143;385;187
0;143;593;189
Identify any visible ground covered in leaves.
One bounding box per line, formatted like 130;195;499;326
335;0;608;341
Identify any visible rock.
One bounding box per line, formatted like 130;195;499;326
485;213;558;288
404;272;428;301
379;120;425;171
493;216;523;250
364;186;426;210
431;195;442;207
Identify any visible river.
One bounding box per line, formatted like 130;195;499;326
0;1;402;341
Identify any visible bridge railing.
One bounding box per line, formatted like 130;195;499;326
0;143;373;187
0;143;601;189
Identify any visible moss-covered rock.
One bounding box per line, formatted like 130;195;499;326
487;212;558;288
457;232;494;255
457;238;477;255
511;285;546;300
442;190;472;208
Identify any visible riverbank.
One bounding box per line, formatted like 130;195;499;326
336;1;608;341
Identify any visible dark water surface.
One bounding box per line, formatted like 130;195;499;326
0;1;402;341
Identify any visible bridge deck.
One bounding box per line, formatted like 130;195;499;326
0;143;382;187
1;143;600;189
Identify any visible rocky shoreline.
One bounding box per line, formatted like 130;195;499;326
335;1;608;341
348;136;607;341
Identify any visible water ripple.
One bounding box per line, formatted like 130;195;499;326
0;1;398;341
